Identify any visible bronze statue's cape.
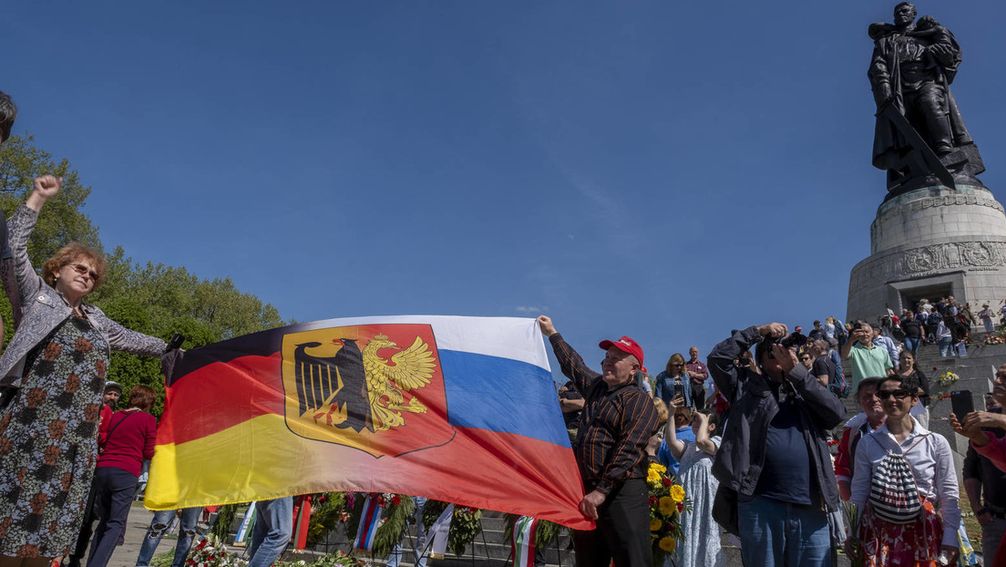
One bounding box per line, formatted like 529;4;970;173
867;22;981;177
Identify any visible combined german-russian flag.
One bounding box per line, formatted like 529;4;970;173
146;315;591;529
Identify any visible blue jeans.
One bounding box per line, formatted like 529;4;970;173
386;497;428;567
135;507;202;567
737;496;831;567
939;337;953;357
903;337;920;355
247;497;293;567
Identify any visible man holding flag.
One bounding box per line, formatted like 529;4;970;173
538;316;659;567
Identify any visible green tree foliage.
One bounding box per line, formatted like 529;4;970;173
0;135;284;414
0;135;100;256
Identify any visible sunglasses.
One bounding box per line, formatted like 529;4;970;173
877;389;912;400
69;263;99;281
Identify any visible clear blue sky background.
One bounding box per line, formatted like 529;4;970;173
6;2;1006;376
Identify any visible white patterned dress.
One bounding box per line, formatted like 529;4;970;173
673;436;723;567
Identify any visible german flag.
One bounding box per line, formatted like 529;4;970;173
146;315;591;529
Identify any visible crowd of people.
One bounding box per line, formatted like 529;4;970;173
543;308;1006;567
3;84;1006;567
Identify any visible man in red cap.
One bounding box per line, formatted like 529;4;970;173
538;315;659;567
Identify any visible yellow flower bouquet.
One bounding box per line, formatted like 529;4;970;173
646;462;690;564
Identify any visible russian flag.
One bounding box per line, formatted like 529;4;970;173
145;316;591;529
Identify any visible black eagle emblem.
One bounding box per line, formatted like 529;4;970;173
293;339;373;433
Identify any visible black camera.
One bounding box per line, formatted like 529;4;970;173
768;332;806;350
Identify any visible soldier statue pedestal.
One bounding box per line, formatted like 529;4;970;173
847;183;1006;322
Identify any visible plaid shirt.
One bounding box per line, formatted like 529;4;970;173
549;334;659;495
686;360;708;385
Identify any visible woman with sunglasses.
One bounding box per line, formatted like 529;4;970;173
654;353;692;408
0;176;168;567
850;376;960;566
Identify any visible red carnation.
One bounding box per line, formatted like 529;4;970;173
391;495;401;506
648;496;657;506
661;477;671;487
677;502;684;512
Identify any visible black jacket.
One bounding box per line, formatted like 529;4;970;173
708;327;846;524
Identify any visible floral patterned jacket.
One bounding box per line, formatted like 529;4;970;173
0;205;165;383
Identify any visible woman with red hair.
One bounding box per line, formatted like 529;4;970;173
0;177;168;567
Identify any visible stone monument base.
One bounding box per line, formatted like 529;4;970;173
848;184;1006;322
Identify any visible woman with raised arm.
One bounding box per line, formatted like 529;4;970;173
0;176;168;567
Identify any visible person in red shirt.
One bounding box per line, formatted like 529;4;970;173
68;381;126;567
97;382;122;442
85;385;158;567
952;366;1006;567
685;346;711;409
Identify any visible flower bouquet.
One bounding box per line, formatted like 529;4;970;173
646;462;689;563
185;535;246;567
841;501;864;567
276;552;365;567
937;370;960;387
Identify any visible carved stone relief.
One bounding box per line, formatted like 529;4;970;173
852;240;1006;289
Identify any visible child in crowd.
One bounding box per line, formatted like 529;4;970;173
666;396;723;567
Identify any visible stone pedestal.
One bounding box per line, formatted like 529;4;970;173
847;184;1006;322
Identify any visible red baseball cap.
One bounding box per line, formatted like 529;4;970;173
598;336;645;369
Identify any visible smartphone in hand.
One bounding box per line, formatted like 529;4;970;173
951;390;975;424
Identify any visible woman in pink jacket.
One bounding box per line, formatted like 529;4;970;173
951;365;1006;567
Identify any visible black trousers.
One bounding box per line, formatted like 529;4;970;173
85;467;137;567
572;478;650;567
691;382;706;410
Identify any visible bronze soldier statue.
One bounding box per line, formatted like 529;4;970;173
868;2;984;192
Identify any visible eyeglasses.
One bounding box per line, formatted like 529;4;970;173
69;263;98;281
877;389;912;400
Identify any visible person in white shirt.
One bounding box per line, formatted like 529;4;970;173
849;376;959;565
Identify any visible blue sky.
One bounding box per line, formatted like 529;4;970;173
6;2;1006;376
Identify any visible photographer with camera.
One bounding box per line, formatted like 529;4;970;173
841;320;895;390
708;323;846;567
